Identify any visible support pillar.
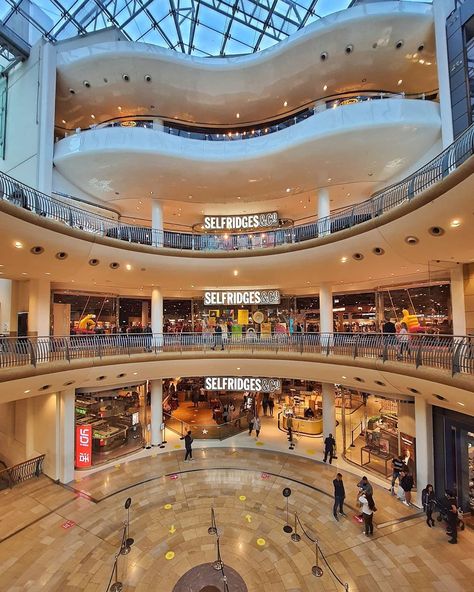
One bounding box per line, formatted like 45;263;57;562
321;383;336;440
317;187;330;236
450;266;466;335
319;283;333;334
152;199;164;247
58;389;75;484
150;379;163;446
0;278;12;335
28;279;51;336
151;288;163;334
375;290;385;330
141;300;149;328
414;397;434;506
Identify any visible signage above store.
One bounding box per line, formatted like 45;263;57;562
202;211;279;232
75;425;92;468
205;377;282;393
204;290;280;306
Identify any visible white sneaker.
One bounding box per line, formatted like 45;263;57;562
402;501;410;507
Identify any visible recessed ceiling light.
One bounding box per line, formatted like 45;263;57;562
397;79;403;85
237;367;241;370
233;270;239;276
24;389;30;394
14;241;23;249
133;372;138;375
283;100;288;107
61;119;66;124
342;376;347;379
91;114;95;119
341;257;348;263
45;272;51;275
125;264;132;271
323;84;328;91
327;177;332;182
118;106;122;110
450;219;461;227
458;401;465;406
236;113;240;118
286;187;291;192
21;272;27;275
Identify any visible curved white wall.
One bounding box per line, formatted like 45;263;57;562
53;99;441;208
55;2;437;129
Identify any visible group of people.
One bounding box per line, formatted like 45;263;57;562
331;473;377;536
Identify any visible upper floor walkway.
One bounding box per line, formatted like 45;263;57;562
2;121;473;256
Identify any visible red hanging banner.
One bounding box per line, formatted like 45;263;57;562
75;425;92;468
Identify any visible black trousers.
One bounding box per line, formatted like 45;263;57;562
333;496;344;516
185;448;192;460
323;448;334;463
363;512;373;535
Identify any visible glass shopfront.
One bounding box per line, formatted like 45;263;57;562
433;407;474;520
342;394;416;480
74;383;147;468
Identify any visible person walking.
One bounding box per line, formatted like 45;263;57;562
211;324;224;350
268;396;275;417
262;395;269;416
248;411;254;436
332;473;346;521
397;322;410;360
444;490;458;544
184;430;194;461
358;491;376;536
253;415;261;439
422;484;436;527
323;433;336;463
390;455;406;494
400;470;414;506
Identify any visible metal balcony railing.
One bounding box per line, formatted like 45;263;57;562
0;454;45;489
0;122;473;253
0;333;472;377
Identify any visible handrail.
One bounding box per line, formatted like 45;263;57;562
163;410;249;440
79;91;437;143
0;333;472;377
0;454;45;488
1;121;474;253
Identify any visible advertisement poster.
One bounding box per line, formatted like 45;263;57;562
261;322;272;336
232;324;243;338
75;424;92;468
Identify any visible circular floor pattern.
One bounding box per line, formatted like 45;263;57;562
172;562;248;592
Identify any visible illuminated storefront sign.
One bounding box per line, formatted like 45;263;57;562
202;211;279;232
75;425;92;468
204;290;280;306
205;377;282;393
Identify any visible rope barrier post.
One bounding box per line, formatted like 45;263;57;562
282;487;293;533
291;512;301;542
312;541;323;578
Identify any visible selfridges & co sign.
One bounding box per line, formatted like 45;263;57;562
204;290;281;306
204;377;282;393
202;211;279;232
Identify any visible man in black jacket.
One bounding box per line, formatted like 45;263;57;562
323;433;336;463
184;430;194;461
333;473;346;520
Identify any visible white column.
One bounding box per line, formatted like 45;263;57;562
0;278;12;335
450;266;466;335
319;283;333;334
141;300;149;327
37;42;57;194
151;287;163;334
433;0;456;147
58;389;75;484
414;397;434;506
150;379;163;446
321;383;336;440
151;199;164;246
28;279;51;336
317;187;330;236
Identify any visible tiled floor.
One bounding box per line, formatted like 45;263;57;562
0;448;472;592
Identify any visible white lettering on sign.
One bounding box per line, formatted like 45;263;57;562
204;377;281;393
203;212;278;232
203;290;280;306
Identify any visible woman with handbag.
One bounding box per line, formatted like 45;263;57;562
422;484;436;527
358;491;376;536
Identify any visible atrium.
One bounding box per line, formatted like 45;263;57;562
0;0;473;591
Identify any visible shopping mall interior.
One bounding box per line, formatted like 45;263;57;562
0;0;473;590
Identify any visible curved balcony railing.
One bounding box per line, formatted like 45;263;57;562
1;122;473;253
0;333;472;377
84;91;437;143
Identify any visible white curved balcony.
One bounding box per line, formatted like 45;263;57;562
53;98;441;205
55;1;436;129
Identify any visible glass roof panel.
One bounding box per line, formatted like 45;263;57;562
0;0;432;72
